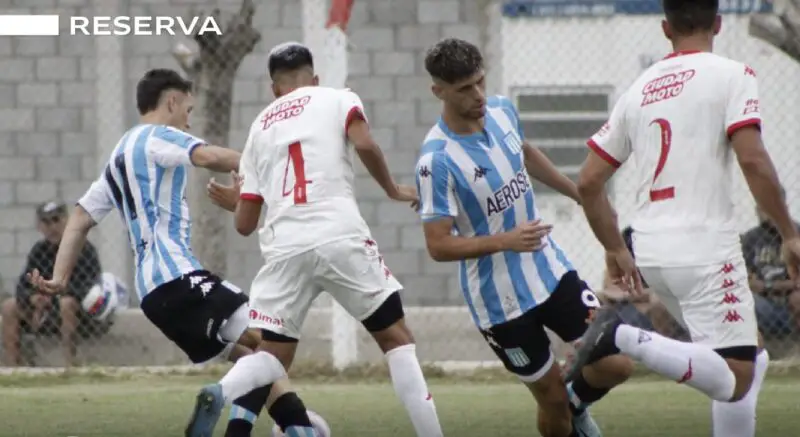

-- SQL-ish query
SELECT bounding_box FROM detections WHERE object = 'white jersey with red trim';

[239,86,373,262]
[587,51,762,267]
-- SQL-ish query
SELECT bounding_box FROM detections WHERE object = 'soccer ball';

[80,272,130,321]
[270,410,331,437]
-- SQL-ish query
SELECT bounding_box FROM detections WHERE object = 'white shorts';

[248,236,403,339]
[639,255,758,350]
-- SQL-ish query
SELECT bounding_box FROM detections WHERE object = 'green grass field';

[2,373,800,436]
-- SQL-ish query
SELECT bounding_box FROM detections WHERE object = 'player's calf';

[568,353,633,414]
[363,292,444,437]
[526,362,576,437]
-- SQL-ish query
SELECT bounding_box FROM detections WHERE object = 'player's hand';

[505,219,553,252]
[780,236,800,282]
[388,184,419,203]
[26,269,66,295]
[207,171,241,212]
[605,249,644,297]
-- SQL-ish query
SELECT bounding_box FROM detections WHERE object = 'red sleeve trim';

[240,193,264,203]
[344,106,366,132]
[726,118,761,138]
[587,139,622,168]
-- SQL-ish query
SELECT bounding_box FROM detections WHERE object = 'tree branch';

[750,13,800,60]
[194,8,223,55]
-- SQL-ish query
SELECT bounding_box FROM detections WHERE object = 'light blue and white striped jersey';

[77,124,204,302]
[414,96,574,329]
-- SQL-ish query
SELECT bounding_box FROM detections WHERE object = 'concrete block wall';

[0,0,487,307]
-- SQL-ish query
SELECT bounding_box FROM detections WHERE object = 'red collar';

[663,50,703,60]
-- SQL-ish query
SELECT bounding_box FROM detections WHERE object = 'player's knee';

[585,354,635,386]
[1,298,18,319]
[364,292,413,352]
[267,391,311,430]
[58,296,80,315]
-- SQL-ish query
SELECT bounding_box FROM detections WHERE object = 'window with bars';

[511,87,612,195]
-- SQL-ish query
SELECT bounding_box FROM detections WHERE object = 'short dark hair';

[268,42,314,78]
[424,38,484,84]
[135,69,193,115]
[663,0,718,35]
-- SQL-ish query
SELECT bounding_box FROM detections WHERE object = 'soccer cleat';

[564,307,623,382]
[572,409,603,437]
[185,383,225,437]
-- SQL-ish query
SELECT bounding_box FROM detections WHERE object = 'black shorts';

[140,270,248,364]
[479,271,601,380]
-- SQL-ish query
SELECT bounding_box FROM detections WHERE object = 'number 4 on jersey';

[282,141,312,204]
[649,118,675,202]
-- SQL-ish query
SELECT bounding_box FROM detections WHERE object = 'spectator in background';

[741,189,800,339]
[1,201,105,366]
[598,226,686,339]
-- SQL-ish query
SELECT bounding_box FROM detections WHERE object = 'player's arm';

[577,101,631,253]
[341,92,405,199]
[727,67,797,241]
[233,132,262,236]
[417,151,511,261]
[29,178,114,294]
[150,125,241,172]
[522,142,580,203]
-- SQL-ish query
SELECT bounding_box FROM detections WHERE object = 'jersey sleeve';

[586,95,631,168]
[415,151,458,222]
[725,64,762,138]
[239,129,263,203]
[149,125,207,168]
[77,176,115,224]
[340,90,368,133]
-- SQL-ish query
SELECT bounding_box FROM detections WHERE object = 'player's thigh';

[660,258,758,357]
[140,271,247,364]
[314,237,403,328]
[638,266,688,328]
[480,309,554,383]
[249,253,319,341]
[537,271,603,343]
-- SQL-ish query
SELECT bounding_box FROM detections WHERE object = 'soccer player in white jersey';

[414,38,634,437]
[571,1,800,436]
[197,42,445,437]
[26,69,317,437]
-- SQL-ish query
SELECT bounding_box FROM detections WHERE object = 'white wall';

[500,14,800,287]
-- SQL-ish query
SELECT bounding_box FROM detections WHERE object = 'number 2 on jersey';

[649,118,675,202]
[282,142,310,204]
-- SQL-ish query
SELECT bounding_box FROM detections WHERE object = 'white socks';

[711,349,770,437]
[614,324,736,401]
[385,344,443,437]
[219,351,287,402]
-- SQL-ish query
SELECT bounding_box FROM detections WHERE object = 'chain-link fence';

[1,0,799,370]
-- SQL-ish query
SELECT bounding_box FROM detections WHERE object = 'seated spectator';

[741,193,800,339]
[1,201,108,367]
[597,226,687,339]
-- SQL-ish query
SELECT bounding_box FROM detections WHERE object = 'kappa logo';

[721,279,735,289]
[418,165,431,178]
[473,166,490,181]
[723,310,743,323]
[720,263,734,274]
[720,291,741,305]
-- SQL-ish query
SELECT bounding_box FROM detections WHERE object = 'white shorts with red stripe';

[639,255,758,350]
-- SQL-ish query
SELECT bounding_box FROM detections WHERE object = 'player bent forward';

[27,68,314,437]
[415,38,634,437]
[570,1,800,436]
[195,42,444,437]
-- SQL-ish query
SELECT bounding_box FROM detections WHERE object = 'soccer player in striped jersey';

[27,69,316,437]
[415,38,634,437]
